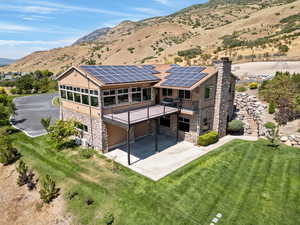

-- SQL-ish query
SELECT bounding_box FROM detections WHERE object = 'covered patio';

[103,104,180,165]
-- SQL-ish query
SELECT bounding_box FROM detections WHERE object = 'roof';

[57,64,218,89]
[79,65,160,85]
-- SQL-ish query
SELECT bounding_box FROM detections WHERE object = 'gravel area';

[13,93,59,137]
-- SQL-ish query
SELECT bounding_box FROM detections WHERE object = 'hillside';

[2,0,300,74]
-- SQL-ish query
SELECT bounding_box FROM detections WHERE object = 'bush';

[16,160,28,186]
[249,82,258,89]
[198,131,219,146]
[39,175,60,204]
[227,120,244,134]
[79,148,95,159]
[103,212,115,225]
[10,88,17,95]
[297,128,300,133]
[0,135,20,165]
[268,102,276,114]
[236,86,247,92]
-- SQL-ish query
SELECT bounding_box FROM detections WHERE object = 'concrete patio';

[105,134,258,181]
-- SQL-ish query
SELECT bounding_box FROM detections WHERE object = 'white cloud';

[0,4,58,14]
[133,7,163,15]
[153,0,171,6]
[0,23,34,32]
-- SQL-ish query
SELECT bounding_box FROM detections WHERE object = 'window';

[103,89,116,107]
[204,86,213,99]
[82,94,89,105]
[179,90,191,100]
[74,93,81,103]
[67,91,73,101]
[160,115,170,127]
[76,123,88,132]
[132,87,141,102]
[60,90,66,99]
[117,88,129,104]
[179,117,190,132]
[163,88,172,97]
[201,118,210,132]
[143,88,152,101]
[91,96,99,107]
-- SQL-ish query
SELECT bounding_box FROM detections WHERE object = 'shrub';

[79,148,95,159]
[39,175,60,204]
[10,88,17,95]
[249,82,258,89]
[16,160,28,186]
[264,122,280,148]
[268,102,276,114]
[297,128,300,133]
[41,117,51,132]
[198,131,219,146]
[103,212,115,225]
[227,120,244,134]
[0,135,20,165]
[236,86,247,92]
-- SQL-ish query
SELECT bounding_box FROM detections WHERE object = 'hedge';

[198,131,219,146]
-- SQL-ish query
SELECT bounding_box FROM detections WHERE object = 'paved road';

[13,93,59,137]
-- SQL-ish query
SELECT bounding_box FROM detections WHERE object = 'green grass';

[10,132,300,225]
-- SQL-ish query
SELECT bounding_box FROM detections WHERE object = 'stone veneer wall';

[61,107,103,150]
[213,58,232,137]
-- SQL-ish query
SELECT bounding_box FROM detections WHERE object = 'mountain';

[1,0,300,74]
[0,58,16,66]
[73,27,111,45]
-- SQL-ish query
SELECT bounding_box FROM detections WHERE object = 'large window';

[179,117,190,132]
[103,89,116,107]
[60,90,66,99]
[160,115,170,127]
[82,94,89,105]
[117,88,129,104]
[204,86,213,100]
[143,88,152,101]
[179,90,191,100]
[163,88,173,97]
[91,96,99,107]
[67,91,73,101]
[74,93,81,103]
[132,87,141,102]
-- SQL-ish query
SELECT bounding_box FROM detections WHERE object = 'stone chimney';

[212,57,232,137]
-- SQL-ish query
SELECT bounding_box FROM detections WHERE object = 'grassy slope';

[11,132,300,225]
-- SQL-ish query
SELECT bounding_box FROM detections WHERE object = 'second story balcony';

[161,97,199,112]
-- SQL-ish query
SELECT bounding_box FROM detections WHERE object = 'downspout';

[87,77,94,148]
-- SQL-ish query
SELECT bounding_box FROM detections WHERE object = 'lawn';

[10,131,300,225]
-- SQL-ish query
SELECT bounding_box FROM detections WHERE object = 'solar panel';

[161,72,208,88]
[80,65,160,84]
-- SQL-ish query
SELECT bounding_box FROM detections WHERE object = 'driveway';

[105,134,258,181]
[13,93,59,137]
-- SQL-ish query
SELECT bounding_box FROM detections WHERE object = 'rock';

[280,136,288,142]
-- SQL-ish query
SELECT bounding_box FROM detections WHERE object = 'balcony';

[161,98,199,112]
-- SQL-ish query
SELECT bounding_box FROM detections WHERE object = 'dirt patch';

[0,164,73,225]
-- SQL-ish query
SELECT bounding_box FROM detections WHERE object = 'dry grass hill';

[2,0,300,74]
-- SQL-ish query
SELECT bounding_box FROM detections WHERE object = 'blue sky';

[0,0,207,59]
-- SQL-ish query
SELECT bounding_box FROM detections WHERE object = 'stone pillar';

[212,57,232,137]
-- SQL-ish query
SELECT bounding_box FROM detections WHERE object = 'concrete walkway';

[105,135,258,181]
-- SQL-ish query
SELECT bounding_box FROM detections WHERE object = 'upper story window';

[59,85,99,107]
[132,87,142,103]
[204,86,214,100]
[143,88,152,101]
[162,88,173,97]
[102,87,151,107]
[179,90,191,100]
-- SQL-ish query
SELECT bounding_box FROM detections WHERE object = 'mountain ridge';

[1,0,300,74]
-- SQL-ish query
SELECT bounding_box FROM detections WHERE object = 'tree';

[39,175,60,203]
[264,122,280,148]
[16,160,28,186]
[48,120,79,149]
[278,45,289,53]
[41,117,52,132]
[0,135,20,165]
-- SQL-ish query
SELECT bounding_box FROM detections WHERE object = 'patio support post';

[155,118,159,152]
[127,126,131,165]
[176,112,179,142]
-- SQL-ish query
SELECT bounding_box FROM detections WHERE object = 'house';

[56,57,236,164]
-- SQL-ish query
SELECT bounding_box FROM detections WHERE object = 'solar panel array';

[161,66,208,88]
[80,65,160,84]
